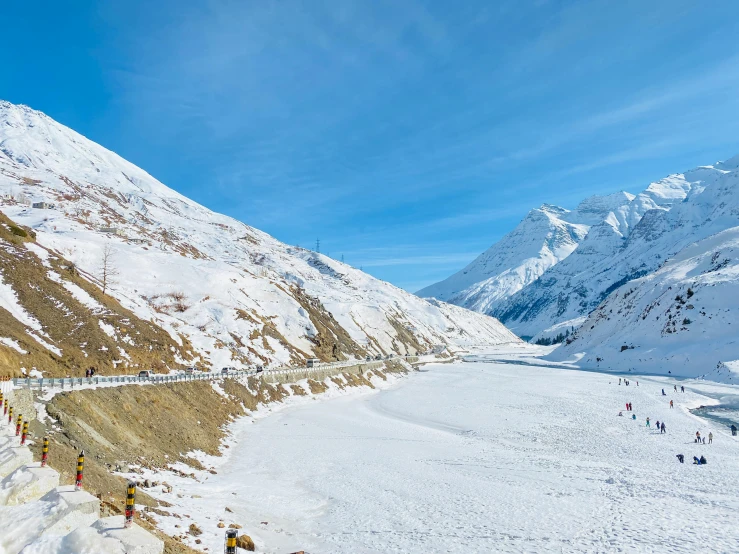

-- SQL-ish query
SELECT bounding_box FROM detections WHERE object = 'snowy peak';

[417,190,636,315]
[572,191,635,224]
[417,202,591,313]
[495,154,739,340]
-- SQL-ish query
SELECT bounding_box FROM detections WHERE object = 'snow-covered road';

[160,359,739,553]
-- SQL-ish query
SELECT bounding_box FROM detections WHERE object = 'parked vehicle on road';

[255,365,264,373]
[138,370,152,380]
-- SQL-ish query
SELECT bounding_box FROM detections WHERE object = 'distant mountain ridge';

[417,191,635,322]
[493,158,734,340]
[420,149,739,378]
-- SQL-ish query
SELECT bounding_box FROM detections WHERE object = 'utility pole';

[316,239,320,253]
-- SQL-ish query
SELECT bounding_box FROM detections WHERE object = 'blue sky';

[2,1,739,291]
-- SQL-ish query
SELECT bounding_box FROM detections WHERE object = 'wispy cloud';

[85,0,739,291]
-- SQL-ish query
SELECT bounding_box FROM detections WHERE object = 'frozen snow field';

[162,359,739,553]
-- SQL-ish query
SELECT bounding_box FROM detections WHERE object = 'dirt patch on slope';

[36,377,293,553]
[0,211,188,377]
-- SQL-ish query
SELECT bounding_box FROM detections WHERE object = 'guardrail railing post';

[225,529,238,554]
[75,450,84,491]
[125,481,136,528]
[21,420,28,445]
[41,436,49,466]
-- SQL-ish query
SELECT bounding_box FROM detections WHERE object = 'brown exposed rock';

[236,534,255,551]
[188,523,202,536]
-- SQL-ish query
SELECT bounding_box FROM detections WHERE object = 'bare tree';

[99,243,119,295]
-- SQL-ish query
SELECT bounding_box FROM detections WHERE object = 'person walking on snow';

[626,402,629,411]
[619,378,622,385]
[696,431,701,443]
[646,417,651,428]
[628,402,632,411]
[731,424,737,436]
[662,388,666,396]
[661,422,666,434]
[670,400,674,408]
[681,385,685,393]
[674,385,677,392]
[709,432,713,444]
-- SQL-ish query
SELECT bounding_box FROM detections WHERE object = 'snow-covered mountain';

[549,224,739,381]
[0,100,518,374]
[418,192,634,321]
[495,158,736,339]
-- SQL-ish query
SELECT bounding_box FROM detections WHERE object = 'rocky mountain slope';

[417,193,633,317]
[0,100,518,376]
[495,157,738,340]
[549,225,739,381]
[421,153,736,343]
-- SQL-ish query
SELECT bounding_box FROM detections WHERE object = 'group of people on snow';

[614,380,732,468]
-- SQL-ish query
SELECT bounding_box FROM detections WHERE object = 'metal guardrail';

[10,355,415,391]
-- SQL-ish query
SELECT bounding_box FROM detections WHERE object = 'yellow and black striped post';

[8,406,12,424]
[75,450,85,491]
[124,481,136,528]
[3,395,7,416]
[20,420,28,445]
[0,392,3,414]
[41,437,49,467]
[15,414,22,436]
[225,529,238,554]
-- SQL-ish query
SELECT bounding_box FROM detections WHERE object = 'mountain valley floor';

[148,347,739,553]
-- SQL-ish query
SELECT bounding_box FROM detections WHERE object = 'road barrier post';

[8,406,12,424]
[15,414,22,436]
[75,450,84,491]
[21,420,28,445]
[41,437,49,467]
[225,529,238,553]
[125,481,136,528]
